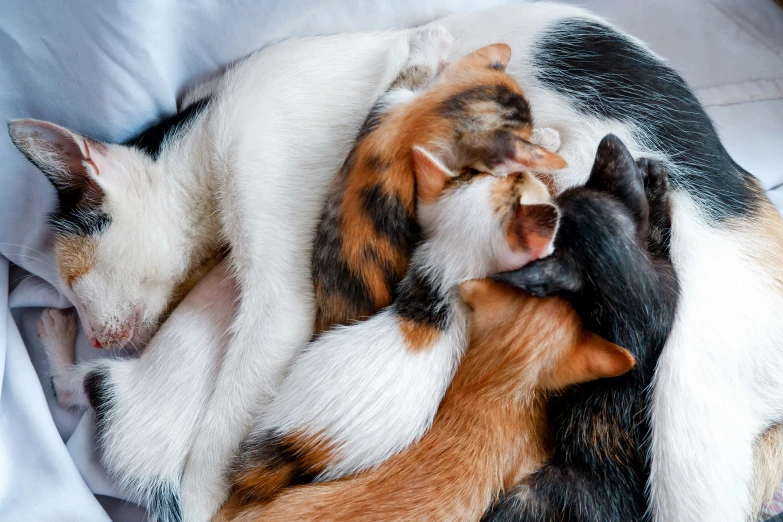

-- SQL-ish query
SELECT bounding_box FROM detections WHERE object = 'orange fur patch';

[399,318,441,351]
[54,235,96,287]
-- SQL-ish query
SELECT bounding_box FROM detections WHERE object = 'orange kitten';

[221,279,633,522]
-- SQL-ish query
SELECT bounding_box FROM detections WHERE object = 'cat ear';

[9,119,107,192]
[412,146,453,203]
[491,136,568,176]
[586,134,649,237]
[498,173,560,270]
[493,255,581,297]
[549,331,635,389]
[461,43,512,71]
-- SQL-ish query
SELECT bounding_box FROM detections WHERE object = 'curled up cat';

[17,27,565,522]
[220,133,675,522]
[225,40,567,509]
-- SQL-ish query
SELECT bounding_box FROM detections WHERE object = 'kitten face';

[413,146,559,277]
[10,120,192,348]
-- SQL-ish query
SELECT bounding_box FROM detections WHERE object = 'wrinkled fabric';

[1,0,781,520]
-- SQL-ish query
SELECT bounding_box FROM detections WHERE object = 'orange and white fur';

[226,148,561,507]
[221,280,634,522]
[14,4,783,521]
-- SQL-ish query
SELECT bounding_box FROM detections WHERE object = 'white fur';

[649,194,783,521]
[258,173,552,479]
[264,307,469,479]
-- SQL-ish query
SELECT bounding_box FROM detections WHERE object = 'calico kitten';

[224,141,562,510]
[311,39,565,334]
[219,279,634,522]
[484,134,679,522]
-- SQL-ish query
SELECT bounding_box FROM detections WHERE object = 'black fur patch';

[230,430,318,497]
[49,376,59,403]
[312,194,380,321]
[438,84,531,127]
[148,481,182,522]
[488,136,679,522]
[124,96,212,160]
[360,184,420,250]
[533,18,759,222]
[49,203,111,238]
[365,154,391,172]
[354,100,386,142]
[83,366,113,443]
[393,264,451,330]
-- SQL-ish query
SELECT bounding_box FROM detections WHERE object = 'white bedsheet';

[1,1,781,520]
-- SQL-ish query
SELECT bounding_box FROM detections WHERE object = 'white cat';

[14,3,783,522]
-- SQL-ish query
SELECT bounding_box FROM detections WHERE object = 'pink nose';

[89,338,103,349]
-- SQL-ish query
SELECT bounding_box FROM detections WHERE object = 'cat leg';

[177,27,454,522]
[382,24,453,107]
[38,308,93,408]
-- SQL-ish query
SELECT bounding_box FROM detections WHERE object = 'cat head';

[412,146,559,278]
[459,278,636,390]
[427,43,568,176]
[9,119,201,349]
[492,134,671,302]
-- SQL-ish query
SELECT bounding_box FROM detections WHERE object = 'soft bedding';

[1,0,781,520]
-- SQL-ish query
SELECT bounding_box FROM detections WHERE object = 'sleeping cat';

[311,40,564,334]
[24,28,565,522]
[483,134,679,521]
[226,39,566,507]
[221,135,673,522]
[224,147,561,511]
[16,4,783,520]
[220,282,633,522]
[17,26,461,522]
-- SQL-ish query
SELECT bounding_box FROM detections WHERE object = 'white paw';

[38,308,80,407]
[38,308,78,355]
[407,24,454,72]
[530,127,562,153]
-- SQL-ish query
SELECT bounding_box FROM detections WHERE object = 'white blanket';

[1,0,782,520]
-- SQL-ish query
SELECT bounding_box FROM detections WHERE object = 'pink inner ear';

[11,119,95,180]
[503,203,560,268]
[412,146,453,202]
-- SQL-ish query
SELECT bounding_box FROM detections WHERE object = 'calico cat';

[483,134,679,521]
[219,279,634,522]
[223,142,562,511]
[311,39,565,334]
[224,37,566,508]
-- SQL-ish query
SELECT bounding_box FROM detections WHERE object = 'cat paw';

[38,308,78,356]
[529,127,562,153]
[637,157,669,191]
[38,308,80,407]
[407,24,454,73]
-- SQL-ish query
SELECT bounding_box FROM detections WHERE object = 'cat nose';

[95,322,135,349]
